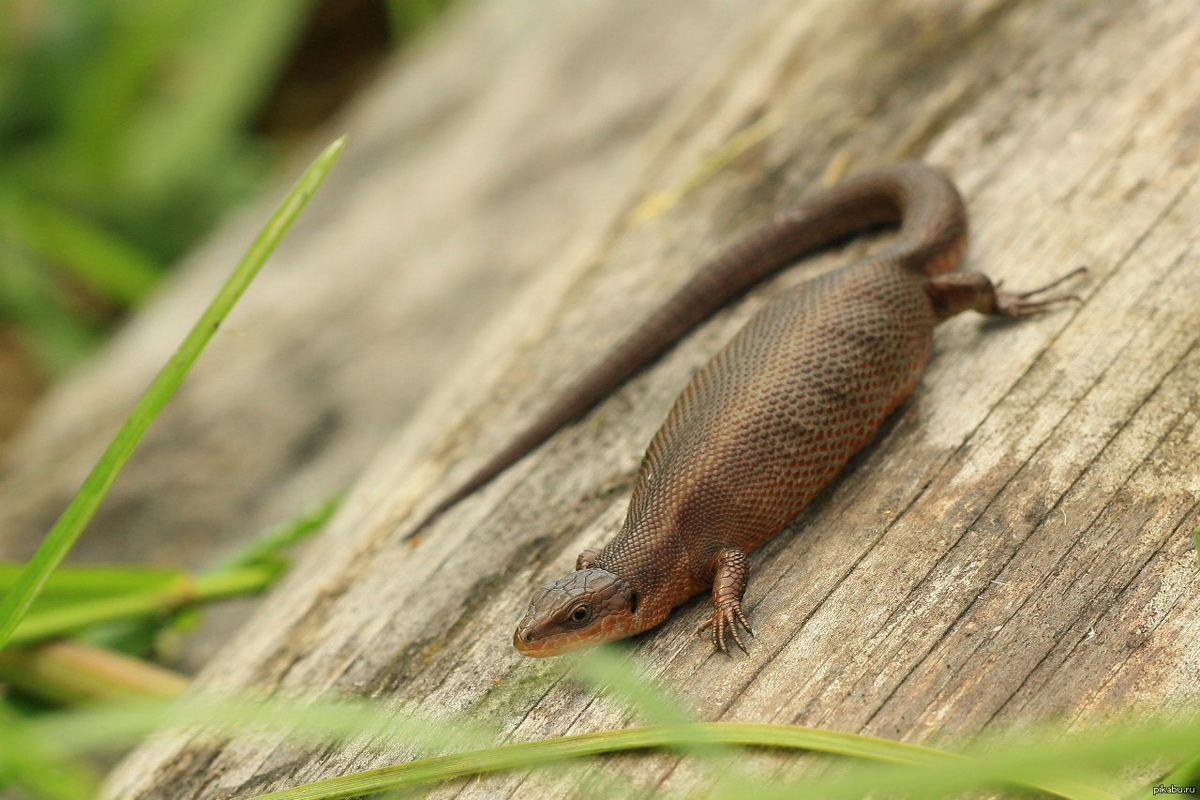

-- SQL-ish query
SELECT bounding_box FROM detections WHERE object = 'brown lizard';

[509,162,1083,656]
[407,162,1082,656]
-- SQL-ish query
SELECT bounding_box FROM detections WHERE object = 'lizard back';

[595,258,937,608]
[408,163,964,541]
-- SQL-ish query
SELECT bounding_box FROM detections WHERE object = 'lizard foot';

[698,547,753,654]
[696,601,754,654]
[995,266,1088,317]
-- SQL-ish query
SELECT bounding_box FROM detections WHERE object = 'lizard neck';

[596,525,709,632]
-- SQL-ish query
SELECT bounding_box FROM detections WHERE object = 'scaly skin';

[507,162,1083,657]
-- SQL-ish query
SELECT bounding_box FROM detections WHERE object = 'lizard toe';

[700,603,751,655]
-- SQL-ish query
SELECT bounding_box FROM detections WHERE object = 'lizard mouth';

[513,611,639,656]
[512,627,567,657]
[512,626,610,657]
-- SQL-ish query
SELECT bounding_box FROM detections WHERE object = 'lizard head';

[513,567,639,657]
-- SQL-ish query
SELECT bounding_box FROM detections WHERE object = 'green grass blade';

[0,496,340,704]
[0,563,185,602]
[246,721,1118,800]
[85,493,343,654]
[18,195,162,305]
[124,0,316,196]
[8,565,272,645]
[217,491,345,572]
[0,701,98,800]
[0,135,346,652]
[572,645,748,791]
[0,221,102,373]
[10,693,1193,799]
[24,694,497,759]
[62,0,201,181]
[384,0,454,41]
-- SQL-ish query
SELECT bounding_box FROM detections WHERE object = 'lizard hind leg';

[696,548,754,654]
[926,266,1087,321]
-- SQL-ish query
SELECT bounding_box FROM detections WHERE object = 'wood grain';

[53,0,1200,795]
[0,0,747,667]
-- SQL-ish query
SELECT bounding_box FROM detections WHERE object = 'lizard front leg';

[576,548,602,570]
[697,548,754,654]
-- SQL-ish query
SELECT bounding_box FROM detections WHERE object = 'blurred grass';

[0,4,1194,798]
[0,135,345,798]
[1,658,1194,799]
[0,493,341,705]
[0,490,342,652]
[0,640,189,705]
[0,0,314,374]
[0,0,453,379]
[0,134,345,654]
[385,0,456,40]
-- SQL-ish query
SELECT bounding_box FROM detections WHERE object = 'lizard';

[508,162,1084,656]
[404,161,1082,657]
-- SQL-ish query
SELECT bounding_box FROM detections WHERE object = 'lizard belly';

[602,259,935,583]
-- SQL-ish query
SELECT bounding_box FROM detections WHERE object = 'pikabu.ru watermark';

[1152,785,1196,795]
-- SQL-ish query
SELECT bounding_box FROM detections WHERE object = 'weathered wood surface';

[0,1,745,665]
[43,0,1200,795]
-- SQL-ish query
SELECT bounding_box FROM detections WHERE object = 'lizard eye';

[566,603,592,626]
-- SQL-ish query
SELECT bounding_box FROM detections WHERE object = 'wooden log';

[0,0,745,666]
[53,0,1200,795]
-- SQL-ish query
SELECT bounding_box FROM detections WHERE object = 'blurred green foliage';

[385,0,455,39]
[0,0,326,373]
[0,0,454,378]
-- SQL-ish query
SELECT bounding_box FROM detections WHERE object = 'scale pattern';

[498,163,1072,655]
[595,258,935,615]
[406,162,964,542]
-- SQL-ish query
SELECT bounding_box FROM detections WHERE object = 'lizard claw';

[995,266,1088,317]
[696,602,754,655]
